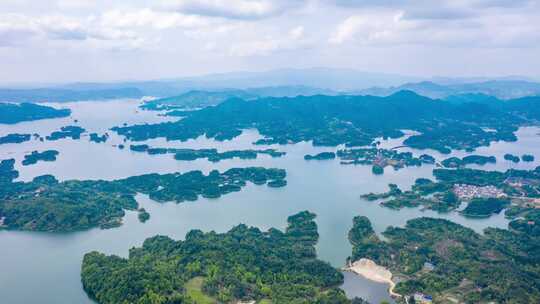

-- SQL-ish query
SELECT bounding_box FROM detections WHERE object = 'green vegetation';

[0,163,286,232]
[129,145,286,162]
[337,148,432,172]
[0,159,19,182]
[362,182,459,213]
[0,102,70,124]
[81,211,352,304]
[304,152,336,160]
[22,150,59,166]
[0,133,31,145]
[137,208,150,223]
[441,155,496,168]
[348,215,540,303]
[372,165,384,175]
[504,153,520,163]
[267,179,287,188]
[113,92,536,153]
[185,277,216,304]
[46,126,86,140]
[363,166,540,215]
[461,197,510,218]
[522,154,535,162]
[0,173,137,232]
[89,133,108,143]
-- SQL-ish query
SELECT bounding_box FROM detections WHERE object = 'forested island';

[304,152,336,160]
[0,161,286,232]
[89,133,109,143]
[0,133,31,145]
[348,215,540,303]
[440,155,496,168]
[0,102,70,124]
[504,153,520,163]
[337,148,434,172]
[522,154,535,162]
[129,144,285,162]
[362,166,540,217]
[81,211,361,304]
[112,92,540,154]
[22,150,59,166]
[46,126,86,140]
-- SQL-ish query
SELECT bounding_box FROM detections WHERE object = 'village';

[452,184,506,200]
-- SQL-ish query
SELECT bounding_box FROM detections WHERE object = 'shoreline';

[344,258,401,298]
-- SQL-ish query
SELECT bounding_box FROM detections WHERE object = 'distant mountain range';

[0,68,538,103]
[0,87,143,103]
[356,80,540,100]
[144,86,338,110]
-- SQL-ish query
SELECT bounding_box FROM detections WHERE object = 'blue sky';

[1,0,539,83]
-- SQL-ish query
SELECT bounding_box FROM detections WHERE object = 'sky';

[1,0,540,84]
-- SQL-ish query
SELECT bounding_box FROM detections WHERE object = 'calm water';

[1,99,537,304]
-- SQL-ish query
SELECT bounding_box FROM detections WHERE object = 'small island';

[21,150,59,166]
[441,155,496,168]
[89,133,109,143]
[129,144,286,162]
[81,211,358,304]
[46,126,86,141]
[137,208,150,223]
[304,152,336,160]
[504,153,520,163]
[0,133,31,145]
[522,154,535,162]
[337,148,434,173]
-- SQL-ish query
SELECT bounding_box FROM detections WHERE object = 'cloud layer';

[0,0,539,83]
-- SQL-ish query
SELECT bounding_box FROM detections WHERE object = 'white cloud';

[0,13,141,45]
[328,6,540,48]
[0,14,39,46]
[0,8,227,49]
[100,9,214,30]
[229,25,307,56]
[329,12,408,45]
[162,0,304,20]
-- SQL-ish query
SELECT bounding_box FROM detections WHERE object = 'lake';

[1,99,537,304]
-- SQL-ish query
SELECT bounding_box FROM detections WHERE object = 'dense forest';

[89,133,109,143]
[0,161,287,232]
[46,125,86,140]
[81,211,359,304]
[348,215,540,303]
[0,102,70,124]
[440,155,496,168]
[0,133,31,145]
[337,148,434,172]
[22,150,60,166]
[113,92,540,153]
[129,145,285,162]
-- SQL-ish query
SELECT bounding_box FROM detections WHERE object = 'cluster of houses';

[452,184,506,200]
[404,292,433,304]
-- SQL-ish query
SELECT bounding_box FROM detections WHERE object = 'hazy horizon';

[1,0,540,84]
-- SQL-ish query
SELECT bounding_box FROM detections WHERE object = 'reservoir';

[1,99,536,304]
